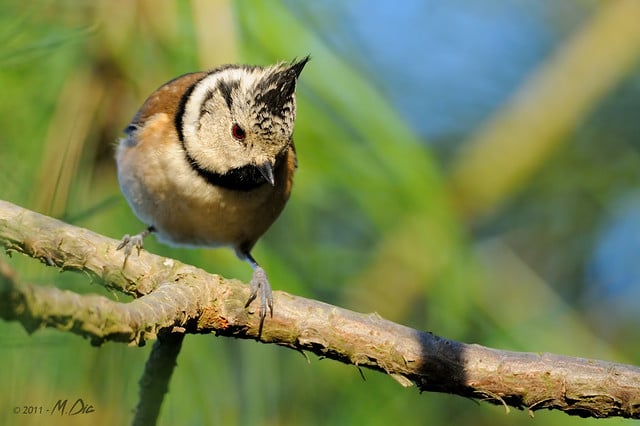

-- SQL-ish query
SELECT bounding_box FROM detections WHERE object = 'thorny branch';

[1,199,639,419]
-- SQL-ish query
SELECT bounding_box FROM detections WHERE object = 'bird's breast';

[117,126,296,250]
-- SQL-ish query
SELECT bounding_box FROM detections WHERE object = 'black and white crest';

[176,57,309,191]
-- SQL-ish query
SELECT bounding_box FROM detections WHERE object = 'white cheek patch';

[179,64,298,175]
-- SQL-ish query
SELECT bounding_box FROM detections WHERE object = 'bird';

[115,57,309,333]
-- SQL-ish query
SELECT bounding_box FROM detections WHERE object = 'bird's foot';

[245,265,274,334]
[116,226,153,259]
[116,233,145,257]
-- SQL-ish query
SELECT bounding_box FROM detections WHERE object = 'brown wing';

[128,72,209,131]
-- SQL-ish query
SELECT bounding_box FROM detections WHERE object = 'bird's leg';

[240,251,274,335]
[117,225,155,257]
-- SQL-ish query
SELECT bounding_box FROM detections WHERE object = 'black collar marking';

[174,70,293,192]
[174,76,266,191]
[184,151,270,192]
[174,79,201,144]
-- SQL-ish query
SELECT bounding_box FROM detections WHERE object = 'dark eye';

[231,123,246,140]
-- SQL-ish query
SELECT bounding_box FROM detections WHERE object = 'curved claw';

[116,226,154,261]
[245,265,273,334]
[116,233,145,257]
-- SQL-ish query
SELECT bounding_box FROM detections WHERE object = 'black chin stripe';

[185,152,268,192]
[176,77,266,191]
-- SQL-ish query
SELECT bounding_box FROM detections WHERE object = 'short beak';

[258,161,275,186]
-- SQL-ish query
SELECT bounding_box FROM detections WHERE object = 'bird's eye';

[231,123,246,140]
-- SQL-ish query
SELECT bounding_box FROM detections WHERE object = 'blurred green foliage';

[1,1,639,425]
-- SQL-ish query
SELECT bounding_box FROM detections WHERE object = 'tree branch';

[133,330,185,426]
[1,199,639,419]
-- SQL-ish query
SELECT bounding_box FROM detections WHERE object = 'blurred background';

[1,0,639,425]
